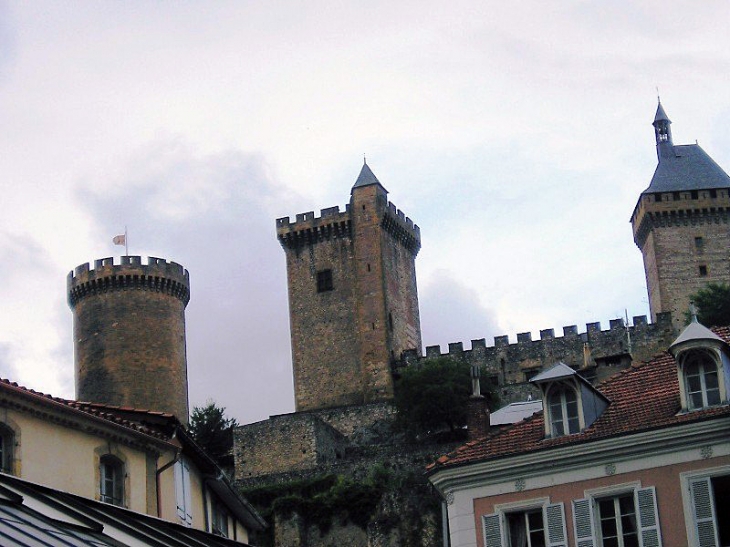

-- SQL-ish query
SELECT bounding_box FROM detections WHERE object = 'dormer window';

[669,319,729,412]
[683,350,721,409]
[530,362,609,439]
[547,384,580,436]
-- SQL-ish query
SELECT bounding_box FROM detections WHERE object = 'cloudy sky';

[1,1,729,425]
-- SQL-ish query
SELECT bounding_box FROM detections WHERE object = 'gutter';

[154,429,181,518]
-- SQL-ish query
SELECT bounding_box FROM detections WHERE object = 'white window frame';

[483,497,567,547]
[573,483,662,547]
[675,346,727,412]
[211,495,230,538]
[99,454,125,507]
[680,464,730,547]
[544,381,583,438]
[174,458,193,527]
[682,351,721,409]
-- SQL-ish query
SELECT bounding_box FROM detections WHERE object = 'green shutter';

[546,503,567,547]
[483,513,503,547]
[690,477,718,547]
[572,498,596,547]
[636,487,662,547]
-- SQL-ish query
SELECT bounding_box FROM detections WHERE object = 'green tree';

[394,357,498,438]
[188,401,238,466]
[689,282,730,327]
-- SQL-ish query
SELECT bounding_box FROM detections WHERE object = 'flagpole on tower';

[112,228,129,256]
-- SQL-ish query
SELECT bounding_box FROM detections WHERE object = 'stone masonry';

[277,162,421,411]
[67,256,191,425]
[401,313,676,404]
[632,189,730,329]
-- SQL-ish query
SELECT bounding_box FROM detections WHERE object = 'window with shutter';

[483,513,503,547]
[575,487,663,547]
[545,503,567,547]
[484,501,566,547]
[174,459,193,527]
[99,455,124,506]
[572,498,596,547]
[690,477,719,547]
[636,487,661,547]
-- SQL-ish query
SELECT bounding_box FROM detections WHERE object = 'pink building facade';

[429,324,730,547]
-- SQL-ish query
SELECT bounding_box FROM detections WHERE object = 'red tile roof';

[428,326,730,471]
[0,378,175,441]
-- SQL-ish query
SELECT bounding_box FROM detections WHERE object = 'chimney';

[467,364,490,439]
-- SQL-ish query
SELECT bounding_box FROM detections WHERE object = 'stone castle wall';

[401,312,676,404]
[235,402,395,481]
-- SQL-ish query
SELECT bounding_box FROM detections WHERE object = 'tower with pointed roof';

[276,162,422,411]
[632,101,730,330]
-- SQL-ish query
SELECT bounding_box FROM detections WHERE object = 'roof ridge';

[0,378,170,441]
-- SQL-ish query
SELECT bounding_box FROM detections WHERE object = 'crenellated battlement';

[276,205,353,249]
[67,256,190,307]
[399,312,676,404]
[632,189,730,248]
[411,312,671,359]
[382,201,421,254]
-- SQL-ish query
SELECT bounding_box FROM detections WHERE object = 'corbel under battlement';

[276,205,353,249]
[67,256,190,307]
[382,201,421,254]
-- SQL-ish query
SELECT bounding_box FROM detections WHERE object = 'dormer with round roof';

[670,317,730,412]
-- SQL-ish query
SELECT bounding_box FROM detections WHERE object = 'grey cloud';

[419,269,500,352]
[76,144,297,424]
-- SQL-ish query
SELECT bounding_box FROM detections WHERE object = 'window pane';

[687,375,702,392]
[690,392,704,408]
[601,518,617,538]
[527,510,543,531]
[529,530,546,547]
[704,369,719,389]
[707,388,721,406]
[599,499,615,517]
[100,456,123,506]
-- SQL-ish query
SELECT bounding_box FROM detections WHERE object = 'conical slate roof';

[641,144,730,194]
[530,362,578,383]
[670,319,725,355]
[352,161,386,191]
[654,101,671,123]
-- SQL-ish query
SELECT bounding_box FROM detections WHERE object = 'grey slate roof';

[352,162,387,191]
[0,473,251,547]
[489,399,543,426]
[642,144,730,194]
[529,362,578,383]
[670,319,726,355]
[654,102,670,123]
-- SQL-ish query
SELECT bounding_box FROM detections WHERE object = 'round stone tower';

[67,256,191,424]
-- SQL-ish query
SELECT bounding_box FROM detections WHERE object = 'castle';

[41,101,730,546]
[233,102,730,498]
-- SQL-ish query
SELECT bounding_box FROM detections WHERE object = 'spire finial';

[363,154,367,165]
[656,86,660,104]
